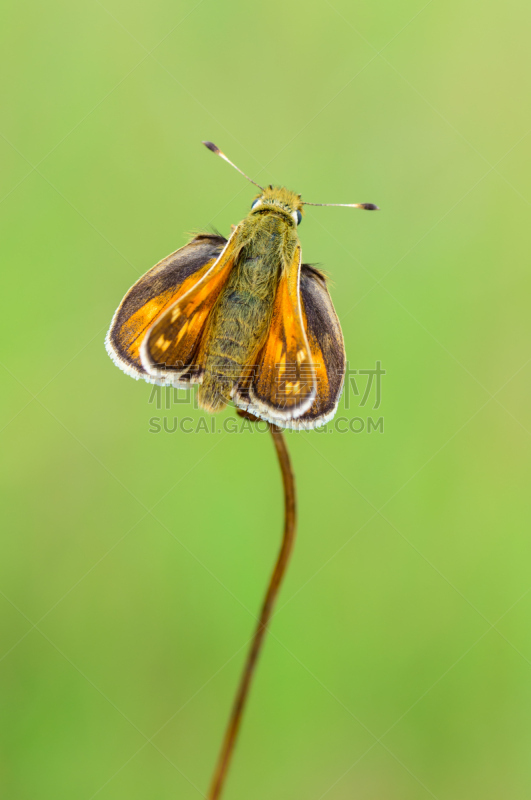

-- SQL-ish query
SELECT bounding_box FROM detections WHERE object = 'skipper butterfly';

[106,142,378,429]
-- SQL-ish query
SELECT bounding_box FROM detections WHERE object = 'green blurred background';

[2,0,531,798]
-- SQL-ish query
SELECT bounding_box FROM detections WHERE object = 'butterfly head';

[250,186,304,226]
[202,140,379,218]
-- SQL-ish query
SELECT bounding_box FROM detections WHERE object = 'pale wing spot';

[297,349,306,363]
[171,307,181,323]
[285,381,301,395]
[176,322,189,343]
[155,335,171,353]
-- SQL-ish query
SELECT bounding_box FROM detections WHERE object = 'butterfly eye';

[292,210,302,225]
[251,198,262,210]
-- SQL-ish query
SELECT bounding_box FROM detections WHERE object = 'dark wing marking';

[294,264,345,427]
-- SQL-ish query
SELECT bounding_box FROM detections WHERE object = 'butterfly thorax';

[198,211,299,412]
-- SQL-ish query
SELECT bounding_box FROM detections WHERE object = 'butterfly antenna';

[202,141,264,191]
[303,201,379,210]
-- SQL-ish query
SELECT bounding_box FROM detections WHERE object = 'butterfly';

[106,142,378,429]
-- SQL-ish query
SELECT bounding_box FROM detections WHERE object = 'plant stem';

[207,423,297,800]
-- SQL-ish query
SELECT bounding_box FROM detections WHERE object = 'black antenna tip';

[361,203,379,211]
[202,141,220,154]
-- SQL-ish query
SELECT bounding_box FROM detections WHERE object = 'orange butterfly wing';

[106,234,227,383]
[140,229,241,385]
[242,245,316,421]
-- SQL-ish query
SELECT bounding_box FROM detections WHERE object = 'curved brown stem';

[207,423,297,800]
